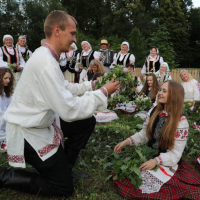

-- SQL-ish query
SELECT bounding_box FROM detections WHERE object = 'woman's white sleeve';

[127,112,151,146]
[155,116,189,166]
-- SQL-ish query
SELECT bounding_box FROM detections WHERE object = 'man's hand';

[103,79,120,95]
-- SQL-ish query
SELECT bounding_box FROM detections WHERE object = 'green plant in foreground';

[104,145,158,188]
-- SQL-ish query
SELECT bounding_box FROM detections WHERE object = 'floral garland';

[95,64,137,109]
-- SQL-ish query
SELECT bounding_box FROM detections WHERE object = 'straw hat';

[100,39,109,45]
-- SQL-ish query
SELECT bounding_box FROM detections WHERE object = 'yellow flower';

[188,102,193,106]
[196,111,199,113]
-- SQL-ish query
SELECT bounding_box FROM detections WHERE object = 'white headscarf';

[160,62,170,73]
[18,35,26,42]
[70,42,78,51]
[3,34,14,45]
[81,41,92,52]
[155,62,170,80]
[121,41,130,52]
[149,47,159,57]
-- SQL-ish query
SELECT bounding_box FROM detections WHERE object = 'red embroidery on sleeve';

[129,137,134,145]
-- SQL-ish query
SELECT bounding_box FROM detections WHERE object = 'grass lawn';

[0,109,199,200]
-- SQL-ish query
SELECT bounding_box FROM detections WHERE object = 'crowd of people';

[0,10,200,199]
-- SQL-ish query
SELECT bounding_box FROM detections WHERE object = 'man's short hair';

[44,10,76,38]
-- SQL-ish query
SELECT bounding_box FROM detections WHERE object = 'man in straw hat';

[1,10,120,197]
[98,39,115,73]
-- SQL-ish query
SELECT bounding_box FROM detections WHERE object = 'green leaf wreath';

[95,64,138,109]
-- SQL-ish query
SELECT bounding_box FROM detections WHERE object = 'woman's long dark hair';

[0,67,14,97]
[140,73,159,101]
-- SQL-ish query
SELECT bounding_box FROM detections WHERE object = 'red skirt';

[112,160,200,199]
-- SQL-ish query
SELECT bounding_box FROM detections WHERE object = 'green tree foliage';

[22,0,64,51]
[157,0,191,67]
[189,8,200,68]
[61,0,107,39]
[0,0,25,44]
[148,25,177,69]
[128,27,148,68]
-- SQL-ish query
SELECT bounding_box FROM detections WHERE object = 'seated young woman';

[0,67,14,150]
[139,73,159,103]
[180,69,200,102]
[113,80,200,199]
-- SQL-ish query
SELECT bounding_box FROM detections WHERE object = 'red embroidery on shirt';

[179,116,187,122]
[174,129,188,140]
[129,137,134,145]
[42,42,59,61]
[193,123,200,130]
[38,123,63,157]
[91,81,95,90]
[52,121,64,148]
[100,87,108,97]
[7,155,24,163]
[174,131,181,138]
[184,130,188,136]
[157,156,162,165]
[159,166,172,178]
[159,113,167,118]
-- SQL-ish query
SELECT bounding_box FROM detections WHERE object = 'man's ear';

[53,25,60,36]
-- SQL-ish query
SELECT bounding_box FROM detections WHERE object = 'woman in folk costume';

[180,69,200,102]
[59,43,78,83]
[16,35,32,62]
[141,46,164,76]
[75,41,99,83]
[111,41,135,68]
[0,68,14,150]
[114,80,200,199]
[0,35,25,85]
[155,62,172,86]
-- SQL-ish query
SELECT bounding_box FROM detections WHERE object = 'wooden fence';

[134,68,200,83]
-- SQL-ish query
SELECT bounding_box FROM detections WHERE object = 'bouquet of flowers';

[8,63,17,72]
[59,56,77,64]
[95,64,137,109]
[134,94,152,111]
